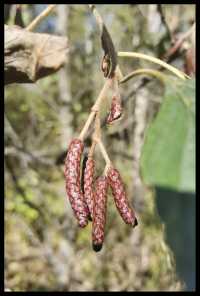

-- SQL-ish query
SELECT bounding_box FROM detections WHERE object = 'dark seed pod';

[81,155,92,221]
[92,176,108,252]
[81,155,88,195]
[84,157,95,219]
[106,94,122,124]
[64,139,89,228]
[107,167,138,227]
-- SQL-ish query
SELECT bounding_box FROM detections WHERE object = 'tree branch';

[157,4,173,42]
[4,25,69,84]
[162,23,195,61]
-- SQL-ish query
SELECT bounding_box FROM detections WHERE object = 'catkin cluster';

[64,139,138,252]
[64,76,137,252]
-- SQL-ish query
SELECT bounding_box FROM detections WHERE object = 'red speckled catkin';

[64,139,89,228]
[84,158,95,219]
[92,176,108,252]
[107,167,138,227]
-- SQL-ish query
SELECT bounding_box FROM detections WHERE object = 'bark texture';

[4,25,69,84]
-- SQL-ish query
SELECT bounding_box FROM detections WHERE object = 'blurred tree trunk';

[54,5,74,289]
[132,87,149,208]
[56,5,73,150]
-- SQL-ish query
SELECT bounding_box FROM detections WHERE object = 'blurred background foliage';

[4,4,195,291]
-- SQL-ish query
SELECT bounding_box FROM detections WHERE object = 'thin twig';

[98,140,111,166]
[88,113,101,158]
[163,22,196,61]
[118,51,189,80]
[78,79,112,141]
[93,112,101,141]
[157,4,173,42]
[26,5,56,31]
[119,68,166,85]
[115,65,124,81]
[88,5,103,31]
[88,141,96,158]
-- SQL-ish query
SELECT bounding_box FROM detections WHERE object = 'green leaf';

[140,78,195,193]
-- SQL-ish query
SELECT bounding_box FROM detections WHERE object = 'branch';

[119,68,166,85]
[26,5,56,31]
[78,78,112,141]
[4,25,69,84]
[118,51,189,80]
[162,22,196,61]
[157,4,173,42]
[98,140,112,167]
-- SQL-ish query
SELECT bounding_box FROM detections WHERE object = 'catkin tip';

[93,243,103,252]
[88,214,92,222]
[78,220,88,228]
[133,217,138,228]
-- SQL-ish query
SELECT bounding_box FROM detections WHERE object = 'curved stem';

[118,51,189,80]
[98,140,111,166]
[119,68,166,85]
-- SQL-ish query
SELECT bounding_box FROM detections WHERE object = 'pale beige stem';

[92,79,113,112]
[89,113,101,158]
[88,5,103,31]
[98,140,111,166]
[78,79,112,141]
[115,65,124,82]
[93,112,101,140]
[103,163,111,176]
[119,68,166,85]
[118,51,189,80]
[88,141,96,158]
[26,5,56,31]
[78,112,95,141]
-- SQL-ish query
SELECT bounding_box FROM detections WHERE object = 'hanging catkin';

[92,176,108,252]
[108,167,138,227]
[64,139,89,228]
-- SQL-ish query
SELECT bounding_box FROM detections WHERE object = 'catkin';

[92,176,108,252]
[64,139,89,228]
[107,167,138,227]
